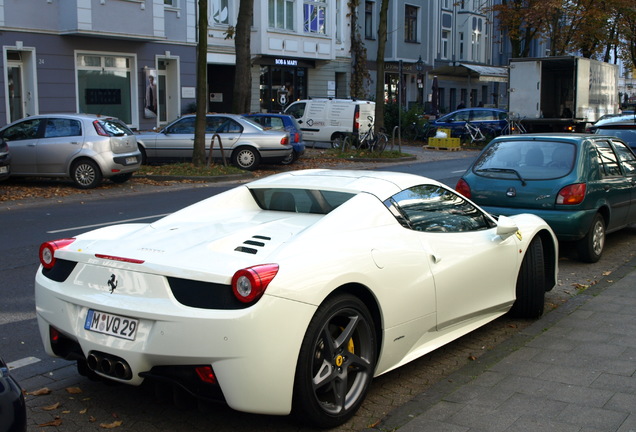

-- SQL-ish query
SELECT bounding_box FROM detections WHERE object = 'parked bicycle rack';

[208,133,228,167]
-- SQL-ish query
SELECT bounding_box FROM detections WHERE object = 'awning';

[429,63,508,83]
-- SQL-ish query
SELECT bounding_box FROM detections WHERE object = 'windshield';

[473,140,576,180]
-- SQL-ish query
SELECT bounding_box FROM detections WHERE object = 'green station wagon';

[456,133,636,262]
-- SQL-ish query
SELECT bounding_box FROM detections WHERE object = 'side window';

[168,117,196,134]
[45,119,82,138]
[217,119,243,133]
[2,119,41,141]
[206,116,225,132]
[286,103,306,119]
[593,140,621,177]
[611,140,636,175]
[270,117,285,129]
[385,185,493,232]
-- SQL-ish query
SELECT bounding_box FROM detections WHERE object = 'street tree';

[374,0,389,133]
[231,0,254,113]
[193,0,209,166]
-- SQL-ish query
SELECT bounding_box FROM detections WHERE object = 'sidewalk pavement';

[369,256,636,432]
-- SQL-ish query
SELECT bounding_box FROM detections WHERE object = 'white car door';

[388,184,519,330]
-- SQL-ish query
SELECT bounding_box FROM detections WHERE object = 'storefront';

[256,57,313,113]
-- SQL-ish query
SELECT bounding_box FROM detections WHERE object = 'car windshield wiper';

[476,168,526,186]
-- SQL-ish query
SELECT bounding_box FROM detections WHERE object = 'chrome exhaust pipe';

[86,353,101,371]
[114,361,132,380]
[100,357,114,375]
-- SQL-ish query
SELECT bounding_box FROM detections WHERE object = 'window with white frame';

[441,30,450,59]
[442,0,450,9]
[472,17,483,61]
[269,0,295,30]
[404,4,418,43]
[304,0,326,34]
[211,0,229,25]
[365,1,375,39]
[76,53,134,125]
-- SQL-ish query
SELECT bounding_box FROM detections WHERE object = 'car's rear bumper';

[35,265,313,415]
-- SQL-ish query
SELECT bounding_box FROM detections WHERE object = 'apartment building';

[0,0,352,130]
[2,0,532,130]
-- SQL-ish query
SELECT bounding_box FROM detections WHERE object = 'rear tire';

[375,133,388,153]
[293,294,376,428]
[509,236,545,318]
[577,213,605,263]
[331,134,345,149]
[71,159,102,189]
[231,146,260,170]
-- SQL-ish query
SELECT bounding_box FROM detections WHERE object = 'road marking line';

[7,356,41,370]
[47,214,170,234]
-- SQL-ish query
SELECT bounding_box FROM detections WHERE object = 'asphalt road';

[2,147,635,431]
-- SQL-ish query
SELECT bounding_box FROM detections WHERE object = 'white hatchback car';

[0,114,142,188]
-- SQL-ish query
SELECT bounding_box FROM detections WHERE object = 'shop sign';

[275,58,298,66]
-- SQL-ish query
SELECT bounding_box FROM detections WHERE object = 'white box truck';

[508,56,619,132]
[284,99,376,148]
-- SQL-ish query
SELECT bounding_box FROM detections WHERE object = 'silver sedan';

[136,114,293,170]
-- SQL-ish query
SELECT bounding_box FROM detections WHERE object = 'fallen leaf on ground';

[99,420,123,429]
[41,402,61,411]
[79,408,88,414]
[28,387,52,396]
[65,387,82,394]
[38,418,63,427]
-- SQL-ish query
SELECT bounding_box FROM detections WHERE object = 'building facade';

[3,0,552,130]
[1,0,198,131]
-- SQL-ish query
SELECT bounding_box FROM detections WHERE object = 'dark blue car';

[244,113,306,165]
[431,108,508,138]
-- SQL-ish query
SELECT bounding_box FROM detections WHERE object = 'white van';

[284,99,376,147]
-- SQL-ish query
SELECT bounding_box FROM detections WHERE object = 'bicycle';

[462,122,493,144]
[501,114,526,135]
[354,116,389,153]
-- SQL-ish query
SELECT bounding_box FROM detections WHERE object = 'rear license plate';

[0,166,7,174]
[84,309,139,341]
[125,157,137,165]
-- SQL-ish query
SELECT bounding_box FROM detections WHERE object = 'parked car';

[431,108,508,137]
[591,115,636,150]
[0,138,10,181]
[0,356,27,432]
[456,133,636,262]
[135,114,292,170]
[35,169,557,428]
[0,114,141,189]
[243,113,306,165]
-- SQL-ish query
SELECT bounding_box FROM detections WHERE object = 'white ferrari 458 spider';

[35,169,558,428]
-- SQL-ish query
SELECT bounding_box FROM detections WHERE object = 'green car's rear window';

[473,140,576,180]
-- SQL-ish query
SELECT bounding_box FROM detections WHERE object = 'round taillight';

[231,264,279,304]
[39,239,76,269]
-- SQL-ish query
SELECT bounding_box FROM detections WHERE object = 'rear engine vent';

[234,235,272,254]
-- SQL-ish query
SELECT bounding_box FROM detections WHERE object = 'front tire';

[577,213,605,263]
[331,134,345,149]
[509,236,545,318]
[71,159,102,189]
[231,146,260,170]
[293,294,376,428]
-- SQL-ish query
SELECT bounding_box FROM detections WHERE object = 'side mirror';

[496,215,519,239]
